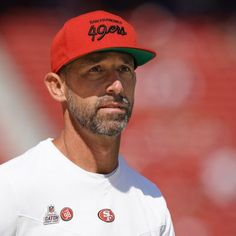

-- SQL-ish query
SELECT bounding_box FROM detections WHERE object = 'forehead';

[74,51,135,66]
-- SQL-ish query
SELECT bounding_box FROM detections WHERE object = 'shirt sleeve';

[162,207,175,236]
[0,169,18,236]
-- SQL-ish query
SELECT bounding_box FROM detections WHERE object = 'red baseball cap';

[51,10,156,73]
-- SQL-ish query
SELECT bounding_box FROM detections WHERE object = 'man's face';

[62,51,136,136]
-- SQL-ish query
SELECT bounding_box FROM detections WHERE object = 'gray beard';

[67,91,133,136]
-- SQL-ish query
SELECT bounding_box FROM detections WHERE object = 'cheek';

[67,89,98,111]
[125,80,136,100]
[66,77,104,99]
[71,85,102,98]
[80,96,99,112]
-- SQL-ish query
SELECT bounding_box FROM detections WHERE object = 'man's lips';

[98,102,128,110]
[98,102,129,113]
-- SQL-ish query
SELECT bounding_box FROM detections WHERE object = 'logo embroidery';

[98,209,115,223]
[60,207,73,221]
[88,24,127,41]
[43,205,60,225]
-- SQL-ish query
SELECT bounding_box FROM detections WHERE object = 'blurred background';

[0,0,236,235]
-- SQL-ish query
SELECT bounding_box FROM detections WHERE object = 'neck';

[53,114,121,174]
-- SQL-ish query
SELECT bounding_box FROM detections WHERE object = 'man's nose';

[106,73,124,96]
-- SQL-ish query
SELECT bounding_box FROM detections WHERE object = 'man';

[0,10,175,235]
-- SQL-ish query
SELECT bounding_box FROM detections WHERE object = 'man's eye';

[119,65,132,73]
[89,66,103,72]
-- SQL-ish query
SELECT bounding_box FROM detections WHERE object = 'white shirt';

[0,139,175,236]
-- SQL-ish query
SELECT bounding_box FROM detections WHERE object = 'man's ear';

[44,72,66,102]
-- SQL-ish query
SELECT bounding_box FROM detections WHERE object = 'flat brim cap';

[51,10,156,73]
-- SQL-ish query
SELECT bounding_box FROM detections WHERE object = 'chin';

[91,120,128,136]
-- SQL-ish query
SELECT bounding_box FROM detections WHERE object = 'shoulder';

[0,140,51,235]
[119,157,165,203]
[0,138,53,210]
[0,139,51,179]
[119,158,175,232]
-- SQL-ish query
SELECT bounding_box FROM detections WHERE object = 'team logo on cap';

[88,23,127,41]
[60,207,73,221]
[43,205,60,225]
[98,209,115,223]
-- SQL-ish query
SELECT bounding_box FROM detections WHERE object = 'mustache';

[96,95,131,109]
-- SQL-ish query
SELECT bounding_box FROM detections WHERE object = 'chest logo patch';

[60,207,73,221]
[98,209,115,223]
[43,205,60,225]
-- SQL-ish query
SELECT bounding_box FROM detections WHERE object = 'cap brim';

[95,47,156,66]
[55,47,156,73]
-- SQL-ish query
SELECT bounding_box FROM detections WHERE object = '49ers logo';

[88,24,127,41]
[98,209,115,223]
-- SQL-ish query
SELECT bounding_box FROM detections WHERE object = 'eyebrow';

[123,58,134,67]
